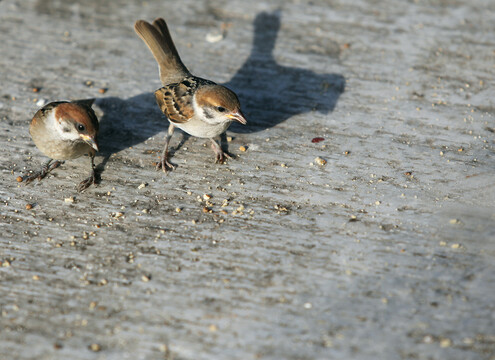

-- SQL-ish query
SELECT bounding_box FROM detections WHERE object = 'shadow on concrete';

[226,11,345,133]
[94,10,345,173]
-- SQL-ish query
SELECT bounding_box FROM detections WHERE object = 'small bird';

[134,18,247,171]
[22,100,99,192]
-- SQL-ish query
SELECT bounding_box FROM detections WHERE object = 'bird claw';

[23,160,63,185]
[23,172,44,184]
[77,173,96,192]
[215,151,233,164]
[155,157,175,173]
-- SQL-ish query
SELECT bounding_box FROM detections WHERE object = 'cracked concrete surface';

[0,0,494,359]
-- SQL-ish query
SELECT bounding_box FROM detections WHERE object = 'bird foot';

[77,170,97,192]
[214,150,233,164]
[155,156,176,173]
[23,160,63,184]
[211,141,233,164]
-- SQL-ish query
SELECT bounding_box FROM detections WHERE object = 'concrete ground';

[1,0,494,359]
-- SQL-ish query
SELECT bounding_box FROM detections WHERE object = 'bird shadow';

[94,10,344,174]
[225,10,345,134]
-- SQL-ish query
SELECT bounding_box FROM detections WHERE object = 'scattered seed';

[226,136,233,142]
[32,87,40,93]
[239,145,247,152]
[98,88,107,94]
[138,183,147,190]
[440,338,452,348]
[311,137,325,143]
[203,193,212,200]
[16,176,23,183]
[206,32,224,43]
[141,275,151,282]
[32,275,40,280]
[175,207,182,213]
[89,343,101,352]
[64,197,75,203]
[25,204,33,210]
[314,157,326,166]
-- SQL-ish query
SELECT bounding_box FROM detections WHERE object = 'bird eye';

[216,106,226,113]
[77,123,86,132]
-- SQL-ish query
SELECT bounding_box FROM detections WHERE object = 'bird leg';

[211,138,232,164]
[77,155,97,192]
[156,123,176,172]
[23,159,63,184]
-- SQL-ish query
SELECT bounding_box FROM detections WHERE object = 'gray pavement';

[1,0,494,359]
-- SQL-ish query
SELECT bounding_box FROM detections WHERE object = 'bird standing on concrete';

[22,100,99,192]
[134,18,247,172]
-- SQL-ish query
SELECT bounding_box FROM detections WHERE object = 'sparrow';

[21,100,99,192]
[134,18,247,172]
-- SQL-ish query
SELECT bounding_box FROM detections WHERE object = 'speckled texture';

[1,0,494,359]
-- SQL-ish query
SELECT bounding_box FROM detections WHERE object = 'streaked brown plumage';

[134,18,247,171]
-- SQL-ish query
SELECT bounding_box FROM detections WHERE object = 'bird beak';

[227,110,247,125]
[80,134,99,152]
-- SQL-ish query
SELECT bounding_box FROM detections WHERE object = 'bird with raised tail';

[22,100,99,192]
[134,18,247,172]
